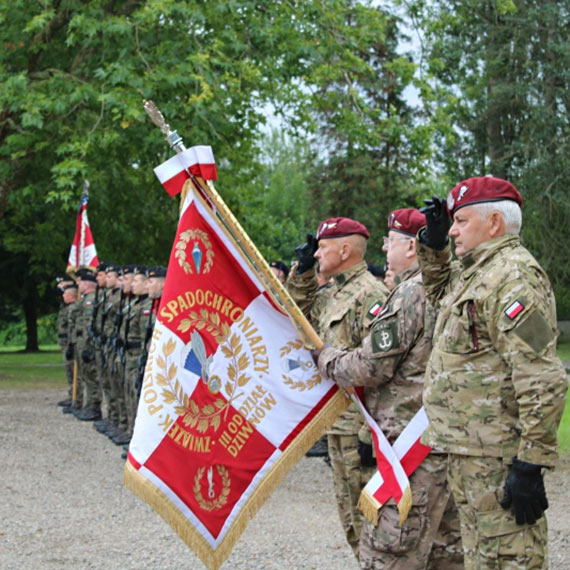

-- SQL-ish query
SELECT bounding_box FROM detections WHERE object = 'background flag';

[125,180,346,570]
[154,145,218,197]
[66,193,99,274]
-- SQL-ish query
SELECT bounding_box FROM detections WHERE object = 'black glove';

[358,440,376,467]
[81,349,93,363]
[65,345,74,360]
[294,233,318,274]
[500,457,548,525]
[419,195,450,250]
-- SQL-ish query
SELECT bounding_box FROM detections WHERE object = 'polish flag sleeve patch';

[368,302,383,318]
[505,300,525,320]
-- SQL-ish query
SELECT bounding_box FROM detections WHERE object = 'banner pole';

[186,176,322,350]
[71,359,78,403]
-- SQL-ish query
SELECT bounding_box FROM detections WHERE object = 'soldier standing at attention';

[418,176,568,569]
[56,276,76,408]
[123,266,150,440]
[313,209,463,569]
[288,217,390,558]
[94,263,122,437]
[73,269,102,421]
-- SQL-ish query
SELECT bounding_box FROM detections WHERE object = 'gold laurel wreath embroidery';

[155,337,225,432]
[175,229,214,275]
[193,465,231,511]
[176,309,251,427]
[282,372,322,391]
[279,339,304,358]
[280,340,322,391]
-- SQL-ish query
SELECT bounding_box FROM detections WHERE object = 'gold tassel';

[397,484,413,526]
[358,488,382,526]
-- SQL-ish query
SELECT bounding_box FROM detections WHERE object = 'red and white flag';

[154,145,218,197]
[67,195,99,273]
[125,181,345,569]
[352,395,431,525]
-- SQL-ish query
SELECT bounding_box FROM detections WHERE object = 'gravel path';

[1,388,568,569]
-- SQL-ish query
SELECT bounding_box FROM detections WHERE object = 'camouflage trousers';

[97,348,118,424]
[447,454,548,569]
[77,341,101,409]
[62,349,74,398]
[107,352,128,430]
[328,433,376,558]
[360,453,463,569]
[124,349,141,437]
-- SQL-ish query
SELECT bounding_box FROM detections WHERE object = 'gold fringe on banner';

[124,389,349,570]
[125,177,350,569]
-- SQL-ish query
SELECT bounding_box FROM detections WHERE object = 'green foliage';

[401,0,570,316]
[0,311,58,346]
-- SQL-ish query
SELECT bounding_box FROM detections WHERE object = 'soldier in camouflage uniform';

[91,262,108,413]
[418,177,568,569]
[288,217,390,558]
[109,265,136,445]
[63,285,82,414]
[123,266,151,438]
[94,263,123,436]
[314,209,463,569]
[56,276,76,407]
[73,269,102,421]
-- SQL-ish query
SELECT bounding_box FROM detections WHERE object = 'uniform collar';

[394,263,420,287]
[332,260,368,288]
[460,234,520,273]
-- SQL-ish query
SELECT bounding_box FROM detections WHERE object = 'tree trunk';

[23,280,39,352]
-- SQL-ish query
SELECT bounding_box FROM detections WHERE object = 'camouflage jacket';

[318,265,436,443]
[288,260,390,435]
[67,301,80,345]
[102,288,121,347]
[417,234,568,467]
[125,295,152,356]
[57,303,71,349]
[75,291,96,350]
[92,286,107,342]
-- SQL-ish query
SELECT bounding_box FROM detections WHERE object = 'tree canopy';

[1,0,569,349]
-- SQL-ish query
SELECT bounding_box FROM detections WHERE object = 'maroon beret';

[446,176,523,216]
[387,208,426,237]
[316,217,370,240]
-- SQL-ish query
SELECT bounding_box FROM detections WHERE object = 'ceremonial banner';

[124,180,347,569]
[67,193,99,274]
[154,145,218,197]
[355,397,432,526]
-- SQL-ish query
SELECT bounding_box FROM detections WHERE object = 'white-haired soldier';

[418,176,568,569]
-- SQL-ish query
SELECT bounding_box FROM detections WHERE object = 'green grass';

[0,346,67,390]
[557,341,570,361]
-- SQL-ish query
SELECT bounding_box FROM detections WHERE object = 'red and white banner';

[154,145,218,197]
[124,182,345,569]
[352,396,431,525]
[67,195,99,273]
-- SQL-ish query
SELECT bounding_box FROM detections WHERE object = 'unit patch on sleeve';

[504,300,524,320]
[371,321,399,353]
